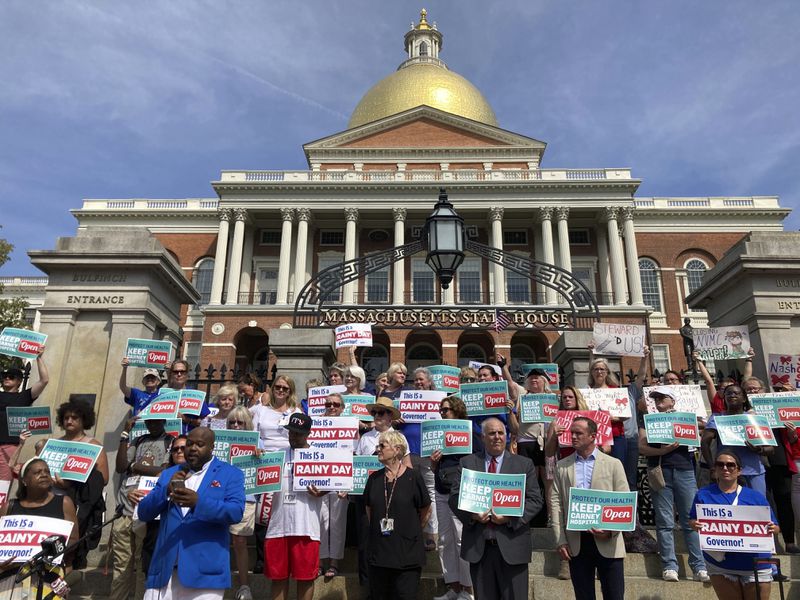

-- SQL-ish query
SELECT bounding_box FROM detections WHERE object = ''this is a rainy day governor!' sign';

[566,488,638,531]
[695,504,775,554]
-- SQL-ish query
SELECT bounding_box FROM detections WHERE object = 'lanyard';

[383,466,402,517]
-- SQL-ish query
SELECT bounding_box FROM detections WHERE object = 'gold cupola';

[348,9,498,129]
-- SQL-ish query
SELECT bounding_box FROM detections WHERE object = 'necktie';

[488,456,497,473]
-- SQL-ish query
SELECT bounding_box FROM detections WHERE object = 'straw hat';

[365,396,400,420]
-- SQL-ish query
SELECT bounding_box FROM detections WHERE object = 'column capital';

[392,207,407,222]
[603,206,619,222]
[231,208,248,223]
[296,208,312,222]
[489,207,504,222]
[344,207,359,223]
[620,206,635,222]
[217,208,233,222]
[555,206,570,222]
[280,207,295,222]
[537,206,553,223]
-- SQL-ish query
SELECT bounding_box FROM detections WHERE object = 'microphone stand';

[14,504,126,600]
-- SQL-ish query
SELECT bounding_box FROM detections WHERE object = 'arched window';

[457,343,486,367]
[193,258,214,305]
[510,343,536,382]
[638,258,663,312]
[419,41,428,56]
[406,343,440,372]
[360,345,389,384]
[686,259,708,294]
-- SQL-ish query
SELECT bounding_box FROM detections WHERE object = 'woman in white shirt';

[250,375,301,452]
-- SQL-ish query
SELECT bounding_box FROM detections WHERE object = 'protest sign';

[566,487,637,531]
[643,385,707,418]
[428,365,461,392]
[750,392,800,428]
[0,481,9,506]
[136,476,159,495]
[713,414,777,447]
[468,361,501,377]
[581,388,631,418]
[341,395,374,422]
[693,326,751,361]
[6,406,52,436]
[556,410,613,447]
[307,385,347,417]
[768,354,800,389]
[396,390,447,422]
[0,328,47,360]
[232,451,285,495]
[334,323,373,349]
[212,430,259,462]
[521,363,559,391]
[591,323,645,357]
[457,468,526,517]
[130,418,182,442]
[177,390,206,416]
[696,504,775,554]
[39,439,102,483]
[124,338,174,368]
[351,456,382,495]
[0,515,75,563]
[460,381,509,416]
[292,448,353,492]
[420,419,473,457]
[308,416,359,451]
[137,395,180,420]
[643,412,700,447]
[519,394,559,423]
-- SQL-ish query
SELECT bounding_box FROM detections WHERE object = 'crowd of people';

[0,343,793,600]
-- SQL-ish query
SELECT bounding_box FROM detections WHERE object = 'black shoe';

[774,573,789,583]
[253,561,263,574]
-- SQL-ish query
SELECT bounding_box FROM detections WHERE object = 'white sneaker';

[235,585,253,600]
[694,570,710,583]
[432,590,458,600]
[456,592,475,600]
[663,569,679,582]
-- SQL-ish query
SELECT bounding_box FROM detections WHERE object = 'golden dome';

[348,62,498,129]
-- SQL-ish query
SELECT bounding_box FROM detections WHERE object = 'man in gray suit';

[448,417,541,599]
[551,416,627,600]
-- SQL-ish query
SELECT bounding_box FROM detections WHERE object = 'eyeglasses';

[324,402,342,408]
[273,385,290,392]
[171,446,186,454]
[714,461,739,470]
[227,420,246,426]
[370,410,389,417]
[461,377,476,383]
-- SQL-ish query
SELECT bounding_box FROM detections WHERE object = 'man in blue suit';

[139,426,245,600]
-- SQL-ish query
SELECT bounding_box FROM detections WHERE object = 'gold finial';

[417,8,430,30]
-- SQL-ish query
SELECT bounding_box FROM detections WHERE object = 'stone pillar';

[239,224,254,299]
[556,207,572,273]
[596,226,612,305]
[539,207,557,305]
[293,208,311,301]
[621,207,644,306]
[605,207,629,306]
[551,331,594,387]
[225,208,248,305]
[269,328,336,398]
[393,208,407,305]
[490,207,506,305]
[209,208,231,305]
[343,208,359,304]
[276,208,295,306]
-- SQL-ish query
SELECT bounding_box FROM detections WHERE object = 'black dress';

[7,495,66,519]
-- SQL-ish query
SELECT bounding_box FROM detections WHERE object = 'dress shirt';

[485,451,505,473]
[180,458,212,516]
[575,446,599,489]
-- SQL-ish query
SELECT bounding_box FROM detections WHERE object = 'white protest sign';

[592,322,646,357]
[292,447,354,492]
[308,416,359,451]
[696,504,775,554]
[306,385,347,417]
[468,361,502,377]
[643,385,707,418]
[580,388,632,418]
[334,324,373,349]
[768,354,800,389]
[397,390,447,422]
[0,515,74,563]
[693,326,751,361]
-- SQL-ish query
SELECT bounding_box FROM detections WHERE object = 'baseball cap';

[526,367,548,379]
[1,368,23,380]
[284,412,312,434]
[142,369,160,380]
[648,385,677,399]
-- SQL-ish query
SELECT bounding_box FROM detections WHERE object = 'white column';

[275,208,295,306]
[605,207,629,306]
[293,208,311,301]
[443,283,455,305]
[238,224,254,297]
[392,208,406,305]
[621,207,644,306]
[539,207,557,305]
[596,226,612,305]
[490,207,506,305]
[343,208,359,304]
[556,207,572,273]
[209,208,231,305]
[225,209,247,305]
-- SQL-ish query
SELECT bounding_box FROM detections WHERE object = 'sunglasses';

[273,385,290,392]
[171,370,187,375]
[227,420,246,426]
[1,374,17,379]
[370,409,389,417]
[440,407,452,413]
[171,446,186,454]
[714,461,739,470]
[461,377,476,383]
[325,402,342,408]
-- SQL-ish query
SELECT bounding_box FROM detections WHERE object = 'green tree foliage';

[0,231,30,371]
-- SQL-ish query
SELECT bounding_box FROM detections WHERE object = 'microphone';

[14,535,67,583]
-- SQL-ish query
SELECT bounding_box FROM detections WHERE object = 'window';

[320,230,344,246]
[568,229,590,245]
[457,257,481,303]
[366,267,389,303]
[318,254,344,303]
[406,343,440,371]
[419,41,428,56]
[183,342,201,371]
[503,230,528,246]
[412,259,435,303]
[652,344,671,376]
[506,269,530,304]
[256,265,278,305]
[571,265,596,302]
[638,258,663,312]
[458,343,486,367]
[686,259,708,294]
[510,343,536,382]
[259,231,281,245]
[193,258,214,305]
[360,345,388,383]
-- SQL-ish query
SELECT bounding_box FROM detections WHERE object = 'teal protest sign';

[6,406,52,436]
[750,392,800,428]
[643,412,700,447]
[39,439,102,483]
[459,381,509,417]
[125,338,174,368]
[351,455,382,495]
[457,468,526,517]
[420,419,472,457]
[137,395,180,420]
[212,430,259,462]
[341,395,374,422]
[178,390,206,417]
[130,419,182,442]
[521,363,559,391]
[714,414,777,447]
[519,394,559,423]
[232,451,285,495]
[0,328,47,360]
[428,365,461,392]
[566,487,638,531]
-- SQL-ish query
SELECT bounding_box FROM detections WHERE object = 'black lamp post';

[424,188,465,289]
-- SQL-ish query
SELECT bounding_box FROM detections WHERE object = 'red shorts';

[265,536,320,581]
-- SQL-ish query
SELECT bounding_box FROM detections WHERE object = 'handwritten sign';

[0,481,9,506]
[212,430,259,462]
[352,456,382,495]
[643,412,700,447]
[592,322,645,357]
[334,323,373,349]
[292,448,353,492]
[307,385,347,417]
[0,328,47,360]
[428,365,461,392]
[0,515,74,563]
[396,390,447,422]
[519,393,559,423]
[459,381,509,417]
[693,326,751,361]
[6,406,52,436]
[749,392,800,428]
[420,419,473,457]
[713,414,777,447]
[521,363,559,391]
[232,451,285,495]
[580,388,631,418]
[137,396,180,420]
[341,395,374,422]
[566,487,637,531]
[39,439,102,483]
[768,354,800,389]
[308,416,359,451]
[556,410,613,447]
[643,385,707,418]
[125,338,174,368]
[457,468,526,517]
[696,504,775,554]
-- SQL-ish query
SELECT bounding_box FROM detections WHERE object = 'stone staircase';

[64,528,800,599]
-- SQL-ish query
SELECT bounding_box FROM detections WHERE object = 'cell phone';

[171,480,186,491]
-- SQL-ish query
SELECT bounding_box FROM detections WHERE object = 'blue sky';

[1,1,798,275]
